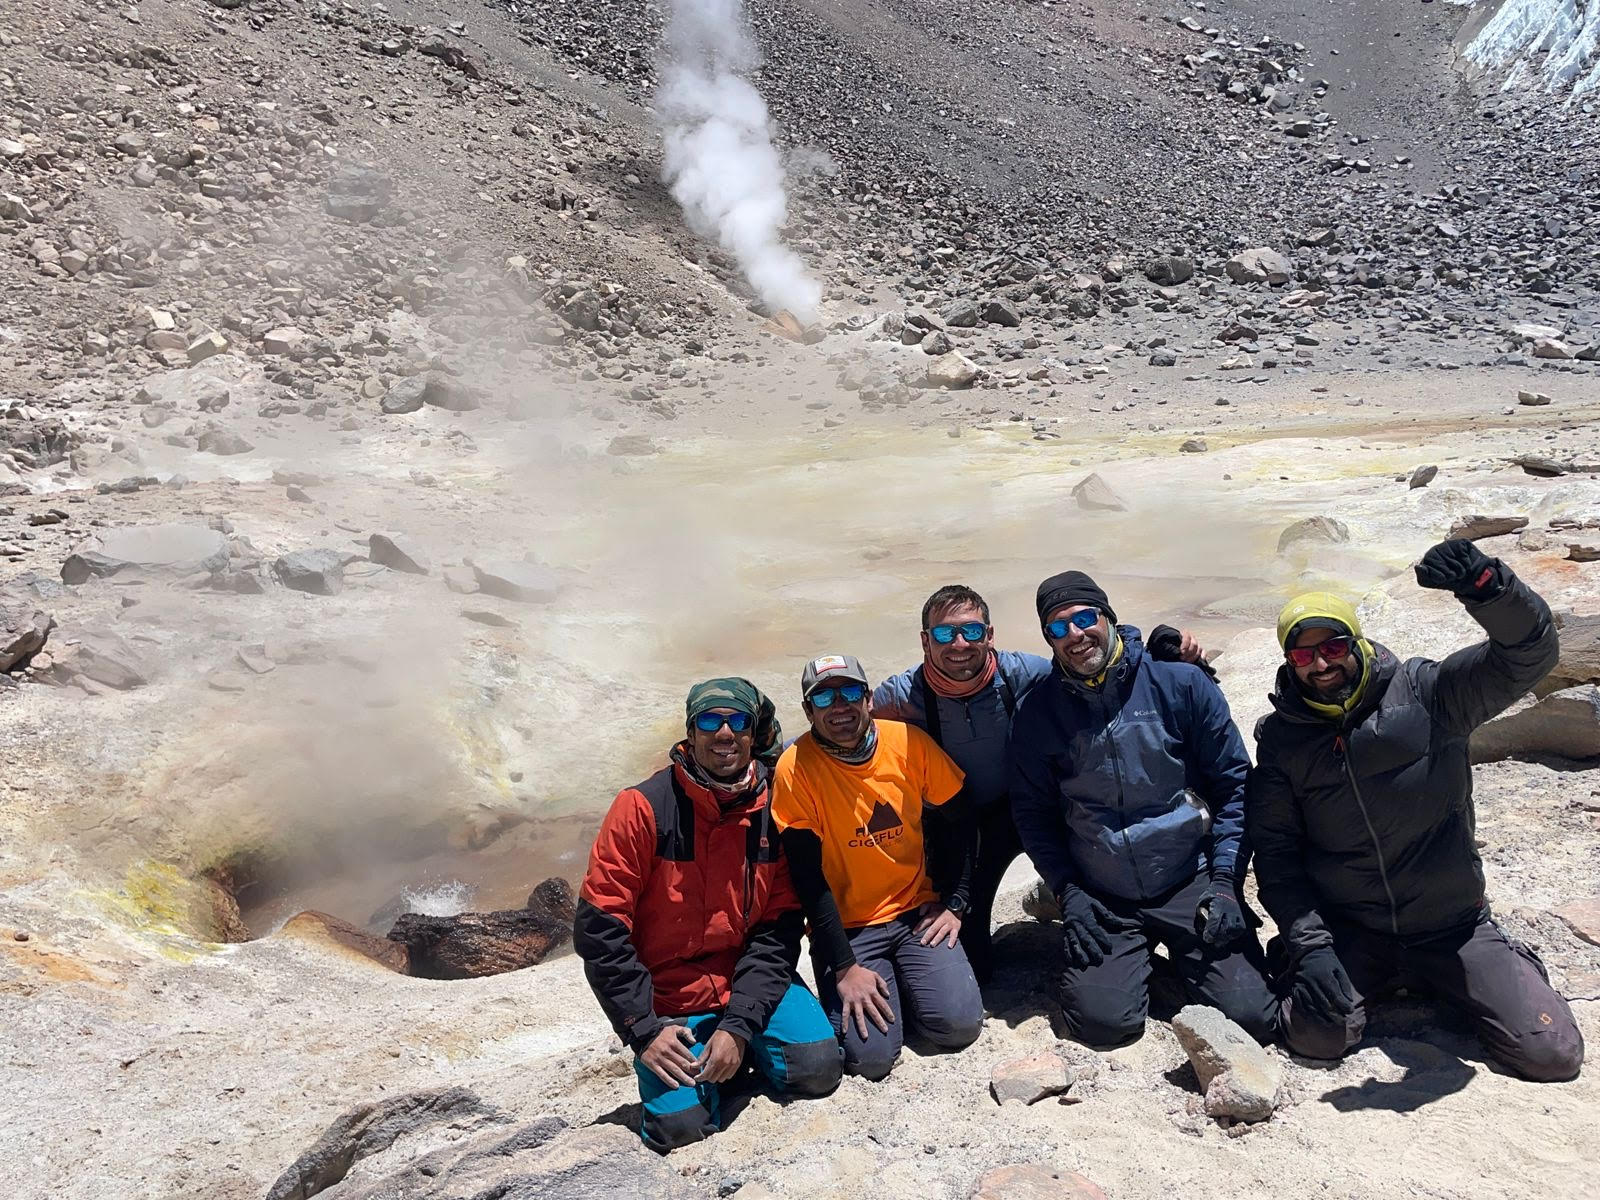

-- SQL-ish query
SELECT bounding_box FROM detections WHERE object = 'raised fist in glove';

[1057,884,1116,971]
[1196,883,1247,948]
[1290,946,1357,1025]
[1415,538,1502,600]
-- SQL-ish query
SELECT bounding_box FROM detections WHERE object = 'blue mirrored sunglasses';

[693,711,753,733]
[808,683,866,709]
[928,621,988,645]
[1044,609,1100,639]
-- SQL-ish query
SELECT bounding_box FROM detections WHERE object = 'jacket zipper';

[1102,688,1148,896]
[1338,735,1399,935]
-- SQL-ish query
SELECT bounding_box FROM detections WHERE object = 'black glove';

[1148,624,1219,682]
[1058,884,1116,971]
[1197,884,1247,948]
[1415,539,1503,600]
[1290,946,1357,1024]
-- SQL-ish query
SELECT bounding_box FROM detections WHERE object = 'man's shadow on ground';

[983,918,1480,1114]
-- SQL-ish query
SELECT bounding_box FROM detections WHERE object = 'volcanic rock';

[925,351,979,389]
[380,378,427,415]
[1144,256,1194,286]
[1555,898,1600,948]
[1072,473,1127,512]
[983,298,1022,327]
[971,1166,1108,1200]
[197,427,254,456]
[943,298,980,327]
[990,1053,1076,1105]
[1448,514,1528,541]
[278,911,411,973]
[1171,1004,1282,1123]
[369,533,430,575]
[1277,515,1349,553]
[388,897,573,979]
[1471,687,1600,763]
[1225,248,1293,286]
[470,560,560,603]
[273,549,354,596]
[265,1087,507,1200]
[1,602,54,671]
[50,630,149,690]
[1409,465,1438,489]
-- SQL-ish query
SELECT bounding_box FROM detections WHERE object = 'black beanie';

[1036,570,1117,625]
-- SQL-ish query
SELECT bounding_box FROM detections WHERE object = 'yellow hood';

[1276,592,1374,720]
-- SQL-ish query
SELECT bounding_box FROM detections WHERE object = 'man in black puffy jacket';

[1248,539,1584,1082]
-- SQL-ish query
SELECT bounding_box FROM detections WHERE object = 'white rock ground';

[2,386,1598,1200]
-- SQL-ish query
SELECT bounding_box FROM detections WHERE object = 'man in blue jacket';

[875,584,1210,985]
[1010,570,1275,1048]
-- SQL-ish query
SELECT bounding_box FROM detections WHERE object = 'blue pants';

[637,980,841,1152]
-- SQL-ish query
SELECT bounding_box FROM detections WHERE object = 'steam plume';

[657,0,822,322]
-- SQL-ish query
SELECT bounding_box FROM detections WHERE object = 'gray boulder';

[1277,516,1349,553]
[1144,256,1195,286]
[269,1091,695,1200]
[1,601,54,671]
[942,298,981,328]
[380,378,427,415]
[982,298,1022,327]
[1472,687,1600,763]
[266,1087,506,1200]
[369,533,430,576]
[1225,248,1294,286]
[1171,1004,1282,1123]
[1448,514,1529,541]
[1071,472,1127,512]
[274,549,356,596]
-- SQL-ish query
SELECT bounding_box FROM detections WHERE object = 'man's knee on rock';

[782,1039,844,1097]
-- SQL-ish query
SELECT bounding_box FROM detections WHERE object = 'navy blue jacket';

[1009,627,1251,902]
[872,651,1054,810]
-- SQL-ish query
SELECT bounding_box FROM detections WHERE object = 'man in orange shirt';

[772,653,984,1080]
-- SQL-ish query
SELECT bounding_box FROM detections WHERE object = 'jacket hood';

[1268,641,1399,727]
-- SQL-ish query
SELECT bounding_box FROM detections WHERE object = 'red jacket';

[573,746,802,1048]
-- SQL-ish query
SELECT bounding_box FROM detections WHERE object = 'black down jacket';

[1247,571,1558,959]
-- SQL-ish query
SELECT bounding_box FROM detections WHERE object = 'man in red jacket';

[574,677,842,1152]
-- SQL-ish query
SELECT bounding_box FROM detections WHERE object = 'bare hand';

[639,1024,699,1089]
[1178,630,1209,665]
[694,1029,746,1084]
[836,963,895,1041]
[914,900,962,948]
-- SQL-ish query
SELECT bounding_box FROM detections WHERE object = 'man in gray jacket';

[1248,539,1584,1081]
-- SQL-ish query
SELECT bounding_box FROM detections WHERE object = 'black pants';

[1280,915,1584,1082]
[1058,873,1277,1049]
[958,801,1025,985]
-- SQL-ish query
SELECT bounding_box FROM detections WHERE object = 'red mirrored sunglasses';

[1286,635,1353,669]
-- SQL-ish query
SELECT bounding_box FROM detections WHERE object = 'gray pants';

[813,910,984,1081]
[1281,915,1584,1082]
